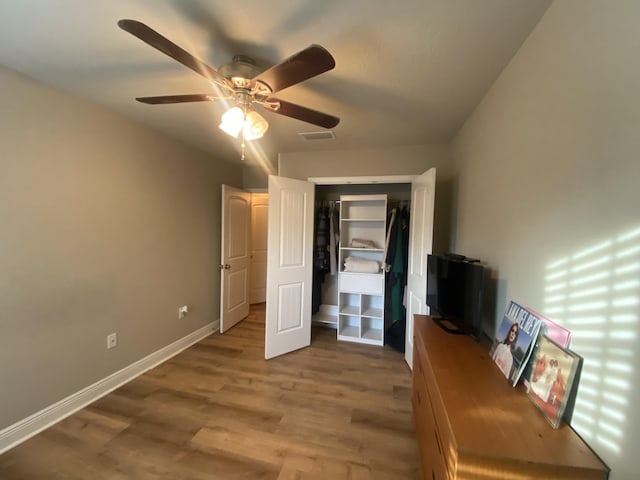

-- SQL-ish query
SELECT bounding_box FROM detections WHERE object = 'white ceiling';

[0,0,552,165]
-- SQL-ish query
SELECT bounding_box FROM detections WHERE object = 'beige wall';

[451,1,640,478]
[0,67,242,429]
[242,164,272,191]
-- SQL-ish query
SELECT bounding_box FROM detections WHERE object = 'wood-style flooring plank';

[0,303,420,479]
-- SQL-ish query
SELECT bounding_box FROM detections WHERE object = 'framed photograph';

[521,311,573,390]
[526,335,582,429]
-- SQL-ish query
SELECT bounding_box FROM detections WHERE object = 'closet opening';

[265,170,435,364]
[311,181,412,351]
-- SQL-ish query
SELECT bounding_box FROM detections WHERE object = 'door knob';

[219,264,231,270]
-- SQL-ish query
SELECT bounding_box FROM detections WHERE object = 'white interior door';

[250,193,269,304]
[265,175,314,359]
[220,185,251,333]
[405,168,436,367]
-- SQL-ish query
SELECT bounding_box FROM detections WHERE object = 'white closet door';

[264,175,315,359]
[405,168,436,368]
[220,185,251,333]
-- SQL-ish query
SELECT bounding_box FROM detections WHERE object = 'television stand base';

[431,316,466,335]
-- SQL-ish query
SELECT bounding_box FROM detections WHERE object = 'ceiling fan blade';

[263,98,340,129]
[118,19,231,88]
[253,45,335,94]
[136,94,220,105]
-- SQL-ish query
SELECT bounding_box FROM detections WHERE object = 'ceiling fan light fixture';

[219,106,244,138]
[219,107,269,141]
[243,110,269,140]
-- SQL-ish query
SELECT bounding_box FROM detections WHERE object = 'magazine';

[526,335,583,428]
[489,301,543,386]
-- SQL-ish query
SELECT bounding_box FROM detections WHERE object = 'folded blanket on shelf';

[343,256,380,273]
[351,238,378,249]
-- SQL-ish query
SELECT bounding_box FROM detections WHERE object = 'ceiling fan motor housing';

[219,55,264,89]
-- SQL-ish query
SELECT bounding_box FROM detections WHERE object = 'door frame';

[308,175,417,185]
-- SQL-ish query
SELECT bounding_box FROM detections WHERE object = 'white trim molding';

[0,320,219,454]
[307,175,417,185]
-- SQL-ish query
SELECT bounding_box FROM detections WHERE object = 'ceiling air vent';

[298,131,335,141]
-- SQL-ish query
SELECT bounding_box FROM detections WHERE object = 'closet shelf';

[339,271,384,278]
[339,306,360,316]
[361,308,383,319]
[340,218,385,222]
[361,327,383,341]
[338,325,359,339]
[340,247,385,252]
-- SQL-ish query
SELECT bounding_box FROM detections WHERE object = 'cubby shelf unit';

[337,195,387,346]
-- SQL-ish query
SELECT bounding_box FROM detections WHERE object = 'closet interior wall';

[312,183,411,332]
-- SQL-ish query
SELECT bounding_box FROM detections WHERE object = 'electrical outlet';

[178,305,188,319]
[107,332,117,349]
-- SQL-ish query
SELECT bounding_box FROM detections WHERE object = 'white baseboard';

[0,320,219,454]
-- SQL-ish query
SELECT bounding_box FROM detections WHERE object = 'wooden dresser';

[412,314,609,480]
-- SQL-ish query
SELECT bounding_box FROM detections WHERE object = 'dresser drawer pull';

[435,428,443,455]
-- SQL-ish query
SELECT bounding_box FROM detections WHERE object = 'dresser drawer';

[339,272,384,295]
[413,344,450,480]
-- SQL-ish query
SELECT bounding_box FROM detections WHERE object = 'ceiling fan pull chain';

[241,107,247,161]
[240,128,246,161]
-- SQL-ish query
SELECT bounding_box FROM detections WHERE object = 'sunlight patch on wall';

[543,226,640,458]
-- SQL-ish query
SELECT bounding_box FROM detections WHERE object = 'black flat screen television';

[426,253,484,340]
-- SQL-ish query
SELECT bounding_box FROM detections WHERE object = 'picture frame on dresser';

[526,335,583,429]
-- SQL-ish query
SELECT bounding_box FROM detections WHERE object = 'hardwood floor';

[0,304,420,479]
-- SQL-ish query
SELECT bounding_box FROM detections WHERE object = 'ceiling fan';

[118,19,339,157]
